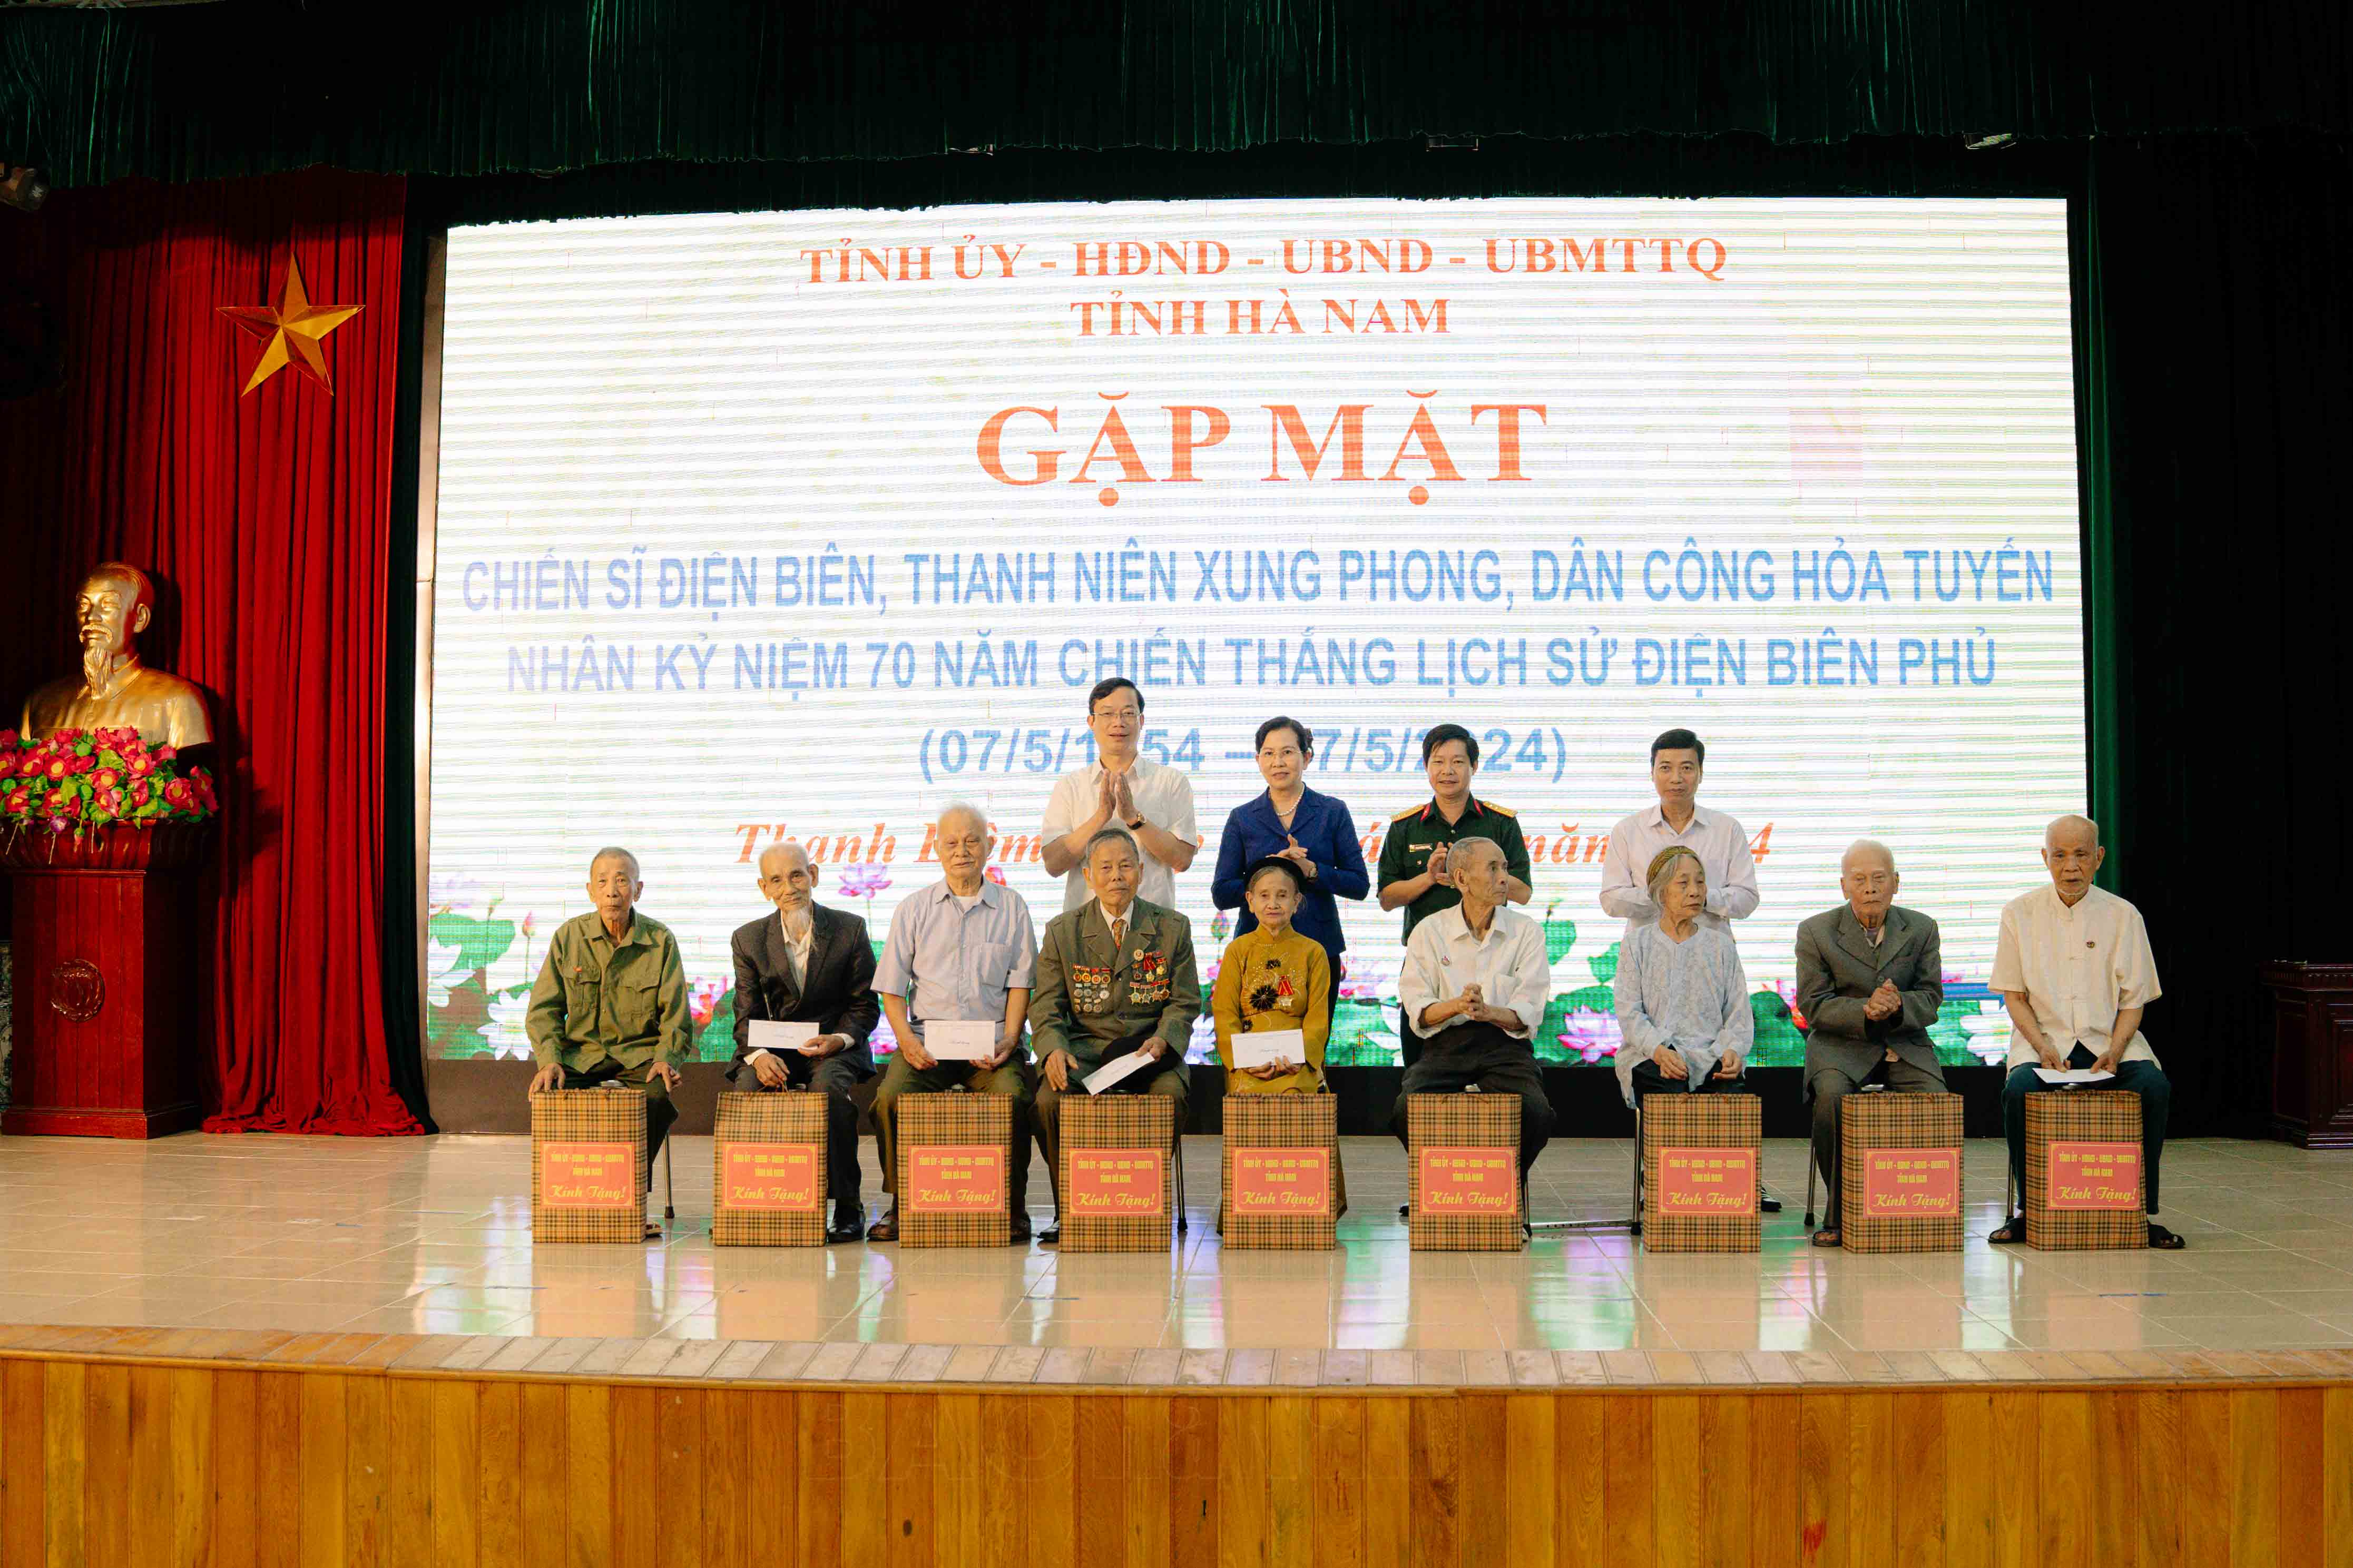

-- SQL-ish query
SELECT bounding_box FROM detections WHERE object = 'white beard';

[779,905,814,941]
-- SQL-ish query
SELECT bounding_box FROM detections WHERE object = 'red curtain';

[0,170,425,1135]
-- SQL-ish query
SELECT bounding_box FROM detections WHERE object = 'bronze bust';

[19,563,211,750]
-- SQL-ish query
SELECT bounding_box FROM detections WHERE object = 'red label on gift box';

[905,1143,1006,1214]
[540,1142,636,1209]
[1230,1147,1332,1217]
[1655,1146,1757,1216]
[721,1143,821,1211]
[1860,1148,1961,1218]
[1416,1146,1519,1216]
[1068,1148,1165,1217]
[2047,1141,2142,1209]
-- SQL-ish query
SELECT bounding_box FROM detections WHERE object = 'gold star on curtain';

[218,257,361,395]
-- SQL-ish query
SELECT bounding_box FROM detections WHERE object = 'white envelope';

[749,1019,820,1054]
[2032,1067,2116,1086]
[1232,1028,1306,1071]
[925,1020,997,1061]
[1084,1050,1156,1094]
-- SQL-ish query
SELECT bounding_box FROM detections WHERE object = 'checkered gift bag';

[1220,1094,1338,1250]
[1058,1094,1177,1253]
[2025,1091,2145,1250]
[712,1090,829,1247]
[1839,1092,1964,1254]
[531,1090,649,1244]
[897,1092,1014,1248]
[1407,1093,1522,1252]
[1642,1093,1762,1254]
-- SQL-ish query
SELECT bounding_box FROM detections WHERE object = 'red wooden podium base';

[2,824,205,1140]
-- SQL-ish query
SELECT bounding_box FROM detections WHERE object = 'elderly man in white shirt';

[1986,814,2179,1249]
[1039,677,1199,912]
[1391,836,1556,1179]
[1597,727,1760,941]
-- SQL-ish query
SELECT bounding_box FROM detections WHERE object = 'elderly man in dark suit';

[730,840,881,1243]
[1793,839,1946,1247]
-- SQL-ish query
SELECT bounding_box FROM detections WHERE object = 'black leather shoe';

[1037,1224,1061,1247]
[1761,1195,1783,1213]
[1008,1214,1033,1243]
[827,1204,867,1244]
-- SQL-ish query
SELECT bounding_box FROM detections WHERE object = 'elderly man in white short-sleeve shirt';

[1039,677,1198,912]
[1391,836,1556,1186]
[1986,814,2179,1249]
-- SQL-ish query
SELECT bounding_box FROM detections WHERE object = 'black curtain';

[2078,133,2353,1133]
[6,1,2352,189]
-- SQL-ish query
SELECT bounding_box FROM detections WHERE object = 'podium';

[2264,961,2353,1148]
[1,825,204,1138]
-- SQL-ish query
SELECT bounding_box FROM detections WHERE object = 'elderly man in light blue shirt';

[866,803,1041,1242]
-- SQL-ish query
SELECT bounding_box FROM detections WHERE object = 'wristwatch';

[1124,815,1146,830]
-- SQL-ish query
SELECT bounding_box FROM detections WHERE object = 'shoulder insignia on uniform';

[1481,801,1518,818]
[1390,804,1425,822]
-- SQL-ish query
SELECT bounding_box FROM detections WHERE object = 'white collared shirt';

[774,909,815,987]
[1989,883,2162,1070]
[1041,755,1199,911]
[748,910,819,1068]
[1094,898,1138,949]
[1597,802,1761,939]
[1398,903,1550,1039]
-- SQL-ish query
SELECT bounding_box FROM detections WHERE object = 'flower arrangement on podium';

[0,727,217,869]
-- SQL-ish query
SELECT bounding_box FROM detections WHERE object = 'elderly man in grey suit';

[1794,840,1946,1247]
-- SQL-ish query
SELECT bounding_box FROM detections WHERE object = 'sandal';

[2147,1223,2186,1250]
[1987,1216,2027,1245]
[1811,1228,1842,1248]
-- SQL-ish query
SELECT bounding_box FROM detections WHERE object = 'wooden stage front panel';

[3,1346,2349,1566]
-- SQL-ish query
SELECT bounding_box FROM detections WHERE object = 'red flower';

[128,755,154,778]
[131,781,151,805]
[74,754,96,774]
[0,728,17,746]
[163,779,192,807]
[92,767,119,790]
[45,758,68,781]
[155,744,177,762]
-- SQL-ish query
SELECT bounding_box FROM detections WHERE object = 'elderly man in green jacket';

[1028,827,1201,1246]
[526,845,692,1239]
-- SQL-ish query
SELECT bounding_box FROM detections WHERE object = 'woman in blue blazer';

[1211,717,1371,1025]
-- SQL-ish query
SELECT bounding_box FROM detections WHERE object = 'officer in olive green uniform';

[526,847,692,1222]
[1028,827,1202,1245]
[1375,724,1533,1068]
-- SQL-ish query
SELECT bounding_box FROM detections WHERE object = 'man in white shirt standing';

[1597,727,1778,1211]
[1040,677,1199,912]
[1393,837,1556,1183]
[1597,727,1760,941]
[1986,815,2179,1248]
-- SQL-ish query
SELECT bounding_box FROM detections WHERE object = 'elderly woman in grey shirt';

[1613,845,1755,1108]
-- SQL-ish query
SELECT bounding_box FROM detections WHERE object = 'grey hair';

[757,840,811,875]
[936,801,989,836]
[1841,839,1897,875]
[1450,835,1506,873]
[1083,825,1141,863]
[589,845,642,881]
[2045,813,2101,848]
[1645,845,1705,911]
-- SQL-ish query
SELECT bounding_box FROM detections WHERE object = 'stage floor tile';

[5,1132,2353,1374]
